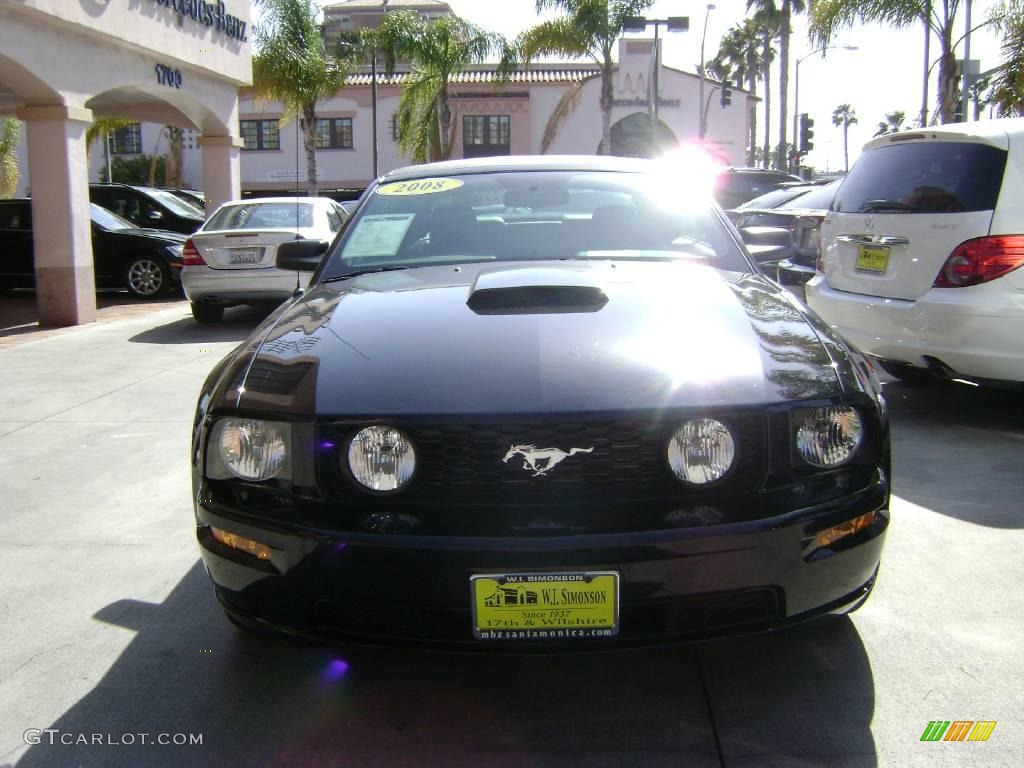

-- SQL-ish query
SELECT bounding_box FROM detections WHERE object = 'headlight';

[795,406,863,467]
[347,426,416,493]
[667,418,736,485]
[211,418,289,481]
[165,244,184,258]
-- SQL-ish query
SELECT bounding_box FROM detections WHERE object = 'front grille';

[318,414,766,505]
[312,587,782,645]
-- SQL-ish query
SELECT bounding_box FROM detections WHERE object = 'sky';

[311,0,1008,172]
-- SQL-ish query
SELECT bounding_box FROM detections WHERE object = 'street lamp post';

[698,4,715,141]
[793,45,858,170]
[623,15,690,155]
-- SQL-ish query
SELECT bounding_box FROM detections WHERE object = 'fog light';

[211,527,272,560]
[815,512,876,548]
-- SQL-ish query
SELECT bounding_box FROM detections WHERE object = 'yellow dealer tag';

[376,178,464,196]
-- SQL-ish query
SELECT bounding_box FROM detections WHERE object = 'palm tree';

[991,1,1024,116]
[832,103,858,172]
[0,118,20,198]
[873,110,906,137]
[747,0,805,170]
[750,10,779,169]
[519,0,655,156]
[810,0,963,125]
[252,0,352,195]
[376,12,514,163]
[713,19,767,166]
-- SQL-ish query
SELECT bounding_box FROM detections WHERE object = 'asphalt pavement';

[0,301,1021,768]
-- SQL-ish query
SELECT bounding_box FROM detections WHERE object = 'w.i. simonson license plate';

[470,571,619,640]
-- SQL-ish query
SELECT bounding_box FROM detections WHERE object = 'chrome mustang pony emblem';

[502,444,594,477]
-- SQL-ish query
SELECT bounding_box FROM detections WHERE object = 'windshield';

[205,201,315,231]
[90,203,137,231]
[140,187,205,218]
[321,170,750,279]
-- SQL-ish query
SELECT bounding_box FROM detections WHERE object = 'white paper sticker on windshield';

[342,214,415,259]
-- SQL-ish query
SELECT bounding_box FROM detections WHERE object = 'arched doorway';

[597,112,679,158]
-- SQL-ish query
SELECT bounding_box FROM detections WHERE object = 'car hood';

[231,260,842,415]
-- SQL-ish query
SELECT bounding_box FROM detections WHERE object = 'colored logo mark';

[920,720,997,742]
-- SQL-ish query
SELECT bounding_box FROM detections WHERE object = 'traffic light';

[720,80,732,107]
[799,113,815,153]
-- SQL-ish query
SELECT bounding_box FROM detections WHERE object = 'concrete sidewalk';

[0,305,1022,768]
[0,293,190,350]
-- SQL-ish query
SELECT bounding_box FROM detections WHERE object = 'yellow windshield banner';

[376,178,464,196]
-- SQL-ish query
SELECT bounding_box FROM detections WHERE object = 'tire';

[191,302,225,323]
[125,255,170,298]
[877,360,935,386]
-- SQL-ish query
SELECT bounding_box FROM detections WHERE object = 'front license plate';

[470,571,619,640]
[229,249,262,265]
[855,245,890,273]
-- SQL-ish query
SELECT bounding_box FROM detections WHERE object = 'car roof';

[382,155,657,182]
[862,118,1024,152]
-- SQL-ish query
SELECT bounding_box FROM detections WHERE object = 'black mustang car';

[192,156,889,649]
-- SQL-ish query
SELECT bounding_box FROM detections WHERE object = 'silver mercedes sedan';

[182,196,349,322]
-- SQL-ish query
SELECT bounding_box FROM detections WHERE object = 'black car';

[730,180,842,283]
[191,156,889,649]
[162,188,206,212]
[89,184,205,234]
[0,200,185,297]
[714,168,804,210]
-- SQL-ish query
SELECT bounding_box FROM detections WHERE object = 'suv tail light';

[934,235,1024,288]
[183,239,205,266]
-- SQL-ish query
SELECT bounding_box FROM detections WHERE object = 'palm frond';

[541,81,587,153]
[808,0,926,47]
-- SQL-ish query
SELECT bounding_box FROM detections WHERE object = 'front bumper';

[195,476,889,650]
[806,274,1024,383]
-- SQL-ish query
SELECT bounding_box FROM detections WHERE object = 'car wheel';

[877,360,935,386]
[191,302,225,324]
[125,256,170,298]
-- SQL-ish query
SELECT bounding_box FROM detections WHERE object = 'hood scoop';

[467,266,609,315]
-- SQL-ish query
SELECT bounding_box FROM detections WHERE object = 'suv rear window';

[833,141,1007,214]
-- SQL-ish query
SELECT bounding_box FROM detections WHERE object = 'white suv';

[806,118,1024,386]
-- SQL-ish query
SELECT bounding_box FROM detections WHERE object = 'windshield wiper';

[860,199,916,212]
[322,265,413,283]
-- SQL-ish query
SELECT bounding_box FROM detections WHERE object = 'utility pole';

[698,4,715,141]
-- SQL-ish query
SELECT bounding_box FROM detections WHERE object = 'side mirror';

[277,239,330,271]
[148,210,164,221]
[739,226,792,264]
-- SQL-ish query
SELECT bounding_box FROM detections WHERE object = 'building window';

[463,115,510,158]
[111,123,142,155]
[316,118,353,149]
[240,119,280,151]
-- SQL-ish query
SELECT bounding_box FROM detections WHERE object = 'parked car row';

[0,199,186,297]
[728,180,842,284]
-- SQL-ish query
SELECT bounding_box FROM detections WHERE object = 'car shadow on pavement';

[883,379,1024,528]
[128,305,274,345]
[697,617,877,767]
[11,562,877,768]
